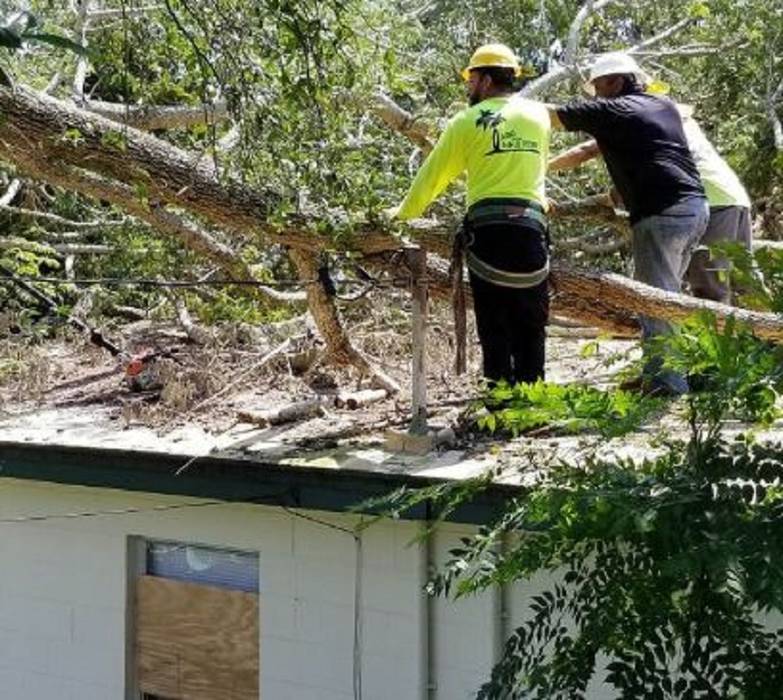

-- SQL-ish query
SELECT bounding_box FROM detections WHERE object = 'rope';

[450,224,467,375]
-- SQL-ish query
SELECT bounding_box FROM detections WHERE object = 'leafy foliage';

[465,434,783,699]
[366,309,783,698]
[381,429,783,699]
[476,379,663,438]
[658,312,783,431]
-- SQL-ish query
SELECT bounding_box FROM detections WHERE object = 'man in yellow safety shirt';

[390,43,551,385]
[679,105,753,304]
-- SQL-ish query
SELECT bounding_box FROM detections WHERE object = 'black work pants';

[467,218,549,385]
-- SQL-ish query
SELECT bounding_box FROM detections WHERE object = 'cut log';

[334,389,388,409]
[237,399,327,427]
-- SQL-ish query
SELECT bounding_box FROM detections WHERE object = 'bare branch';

[371,91,434,154]
[553,194,632,236]
[520,64,579,98]
[255,285,307,303]
[43,231,89,241]
[82,99,229,130]
[165,287,213,345]
[52,243,113,255]
[631,46,722,58]
[0,203,126,228]
[557,234,627,255]
[772,77,783,105]
[628,16,694,53]
[524,7,697,98]
[768,103,783,152]
[44,72,62,95]
[767,76,783,152]
[0,238,112,255]
[72,0,91,103]
[0,178,21,206]
[564,0,617,64]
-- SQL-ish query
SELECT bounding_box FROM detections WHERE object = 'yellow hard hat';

[461,43,522,81]
[646,79,671,95]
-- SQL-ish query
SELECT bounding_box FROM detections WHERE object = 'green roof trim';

[0,441,514,524]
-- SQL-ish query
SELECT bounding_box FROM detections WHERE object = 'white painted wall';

[0,476,617,700]
[0,477,429,700]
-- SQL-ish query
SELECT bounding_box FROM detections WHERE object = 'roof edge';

[0,440,515,525]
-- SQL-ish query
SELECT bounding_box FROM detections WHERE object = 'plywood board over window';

[136,575,260,700]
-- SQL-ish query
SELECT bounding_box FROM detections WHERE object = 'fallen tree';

[1,82,782,382]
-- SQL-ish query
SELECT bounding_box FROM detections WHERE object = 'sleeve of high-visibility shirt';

[397,114,467,220]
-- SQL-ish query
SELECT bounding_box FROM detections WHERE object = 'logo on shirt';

[475,108,540,157]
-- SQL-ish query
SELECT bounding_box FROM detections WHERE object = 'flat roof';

[0,404,514,523]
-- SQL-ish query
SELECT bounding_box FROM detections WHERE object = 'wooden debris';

[0,262,122,355]
[185,337,293,415]
[238,399,327,427]
[167,289,212,345]
[334,388,388,409]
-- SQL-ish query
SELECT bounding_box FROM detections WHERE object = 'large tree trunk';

[1,83,782,354]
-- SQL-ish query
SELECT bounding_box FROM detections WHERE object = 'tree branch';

[0,203,126,228]
[289,248,401,394]
[0,178,22,206]
[630,46,722,58]
[82,99,229,130]
[557,233,627,256]
[524,5,697,98]
[72,0,91,103]
[627,16,694,53]
[520,63,578,98]
[564,0,617,64]
[0,84,277,237]
[768,77,783,152]
[371,91,434,154]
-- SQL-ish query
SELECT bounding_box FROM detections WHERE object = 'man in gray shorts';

[679,105,752,304]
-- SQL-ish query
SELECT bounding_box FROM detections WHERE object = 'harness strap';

[451,226,468,375]
[466,251,550,288]
[450,201,549,373]
[466,204,548,230]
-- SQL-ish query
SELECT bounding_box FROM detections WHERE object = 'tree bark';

[553,267,783,342]
[0,85,275,236]
[83,100,229,130]
[2,82,783,353]
[288,248,401,394]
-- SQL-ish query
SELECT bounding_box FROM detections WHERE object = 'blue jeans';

[632,197,709,393]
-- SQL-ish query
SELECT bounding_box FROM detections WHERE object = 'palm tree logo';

[475,109,505,131]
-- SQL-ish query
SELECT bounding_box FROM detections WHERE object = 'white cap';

[584,52,652,95]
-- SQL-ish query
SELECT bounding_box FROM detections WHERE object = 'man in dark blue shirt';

[549,53,708,395]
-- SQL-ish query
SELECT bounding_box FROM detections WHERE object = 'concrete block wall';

[0,476,628,699]
[431,524,499,699]
[0,478,427,700]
